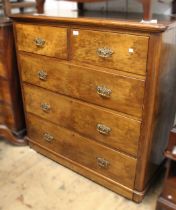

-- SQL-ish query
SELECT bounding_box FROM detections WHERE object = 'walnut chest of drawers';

[12,12,176,202]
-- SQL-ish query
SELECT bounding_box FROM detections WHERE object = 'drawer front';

[27,113,137,188]
[20,54,145,118]
[71,29,149,75]
[15,23,68,59]
[23,84,141,156]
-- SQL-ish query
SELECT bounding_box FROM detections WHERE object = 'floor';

[0,139,163,210]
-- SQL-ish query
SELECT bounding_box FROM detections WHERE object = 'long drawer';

[19,53,145,118]
[71,28,149,75]
[23,84,141,156]
[15,23,68,59]
[27,113,137,188]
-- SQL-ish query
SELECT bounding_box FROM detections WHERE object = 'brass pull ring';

[97,48,114,58]
[97,124,111,135]
[38,70,47,81]
[43,133,54,143]
[41,103,51,112]
[34,37,45,47]
[96,157,110,169]
[96,86,112,98]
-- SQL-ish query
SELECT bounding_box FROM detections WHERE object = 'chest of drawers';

[12,12,176,202]
[0,18,25,145]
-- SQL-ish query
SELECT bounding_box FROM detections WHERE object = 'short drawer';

[27,113,137,188]
[15,23,68,59]
[71,29,149,75]
[19,53,145,118]
[23,84,141,156]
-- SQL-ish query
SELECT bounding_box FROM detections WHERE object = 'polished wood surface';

[0,19,26,144]
[71,28,149,75]
[11,11,176,33]
[12,12,176,202]
[16,24,68,59]
[19,53,145,118]
[24,84,141,156]
[27,113,137,188]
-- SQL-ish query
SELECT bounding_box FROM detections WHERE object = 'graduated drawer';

[27,113,137,188]
[23,84,141,156]
[15,23,68,59]
[19,53,145,118]
[71,29,149,75]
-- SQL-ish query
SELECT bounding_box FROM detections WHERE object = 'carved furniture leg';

[0,125,27,146]
[78,2,84,10]
[1,0,11,16]
[142,0,152,20]
[172,0,176,14]
[36,0,45,13]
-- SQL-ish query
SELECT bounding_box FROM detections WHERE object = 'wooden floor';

[0,138,163,210]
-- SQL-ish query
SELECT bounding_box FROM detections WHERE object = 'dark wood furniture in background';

[156,126,176,210]
[1,0,45,16]
[173,0,176,14]
[74,0,153,20]
[77,0,176,20]
[12,11,176,202]
[0,18,26,145]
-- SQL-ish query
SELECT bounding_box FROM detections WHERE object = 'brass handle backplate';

[38,70,47,81]
[96,86,112,98]
[43,133,54,143]
[34,37,45,47]
[97,48,114,58]
[96,157,110,169]
[97,123,111,135]
[41,103,51,112]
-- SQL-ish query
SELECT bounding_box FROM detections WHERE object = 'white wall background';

[84,0,172,15]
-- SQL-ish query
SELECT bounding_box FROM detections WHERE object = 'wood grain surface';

[19,53,145,118]
[23,84,141,156]
[27,113,137,188]
[15,23,68,59]
[71,28,149,75]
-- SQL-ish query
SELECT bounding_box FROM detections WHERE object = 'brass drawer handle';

[40,103,51,112]
[34,37,45,47]
[96,157,110,169]
[97,124,111,135]
[96,86,112,98]
[38,70,47,81]
[43,133,54,143]
[97,48,114,58]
